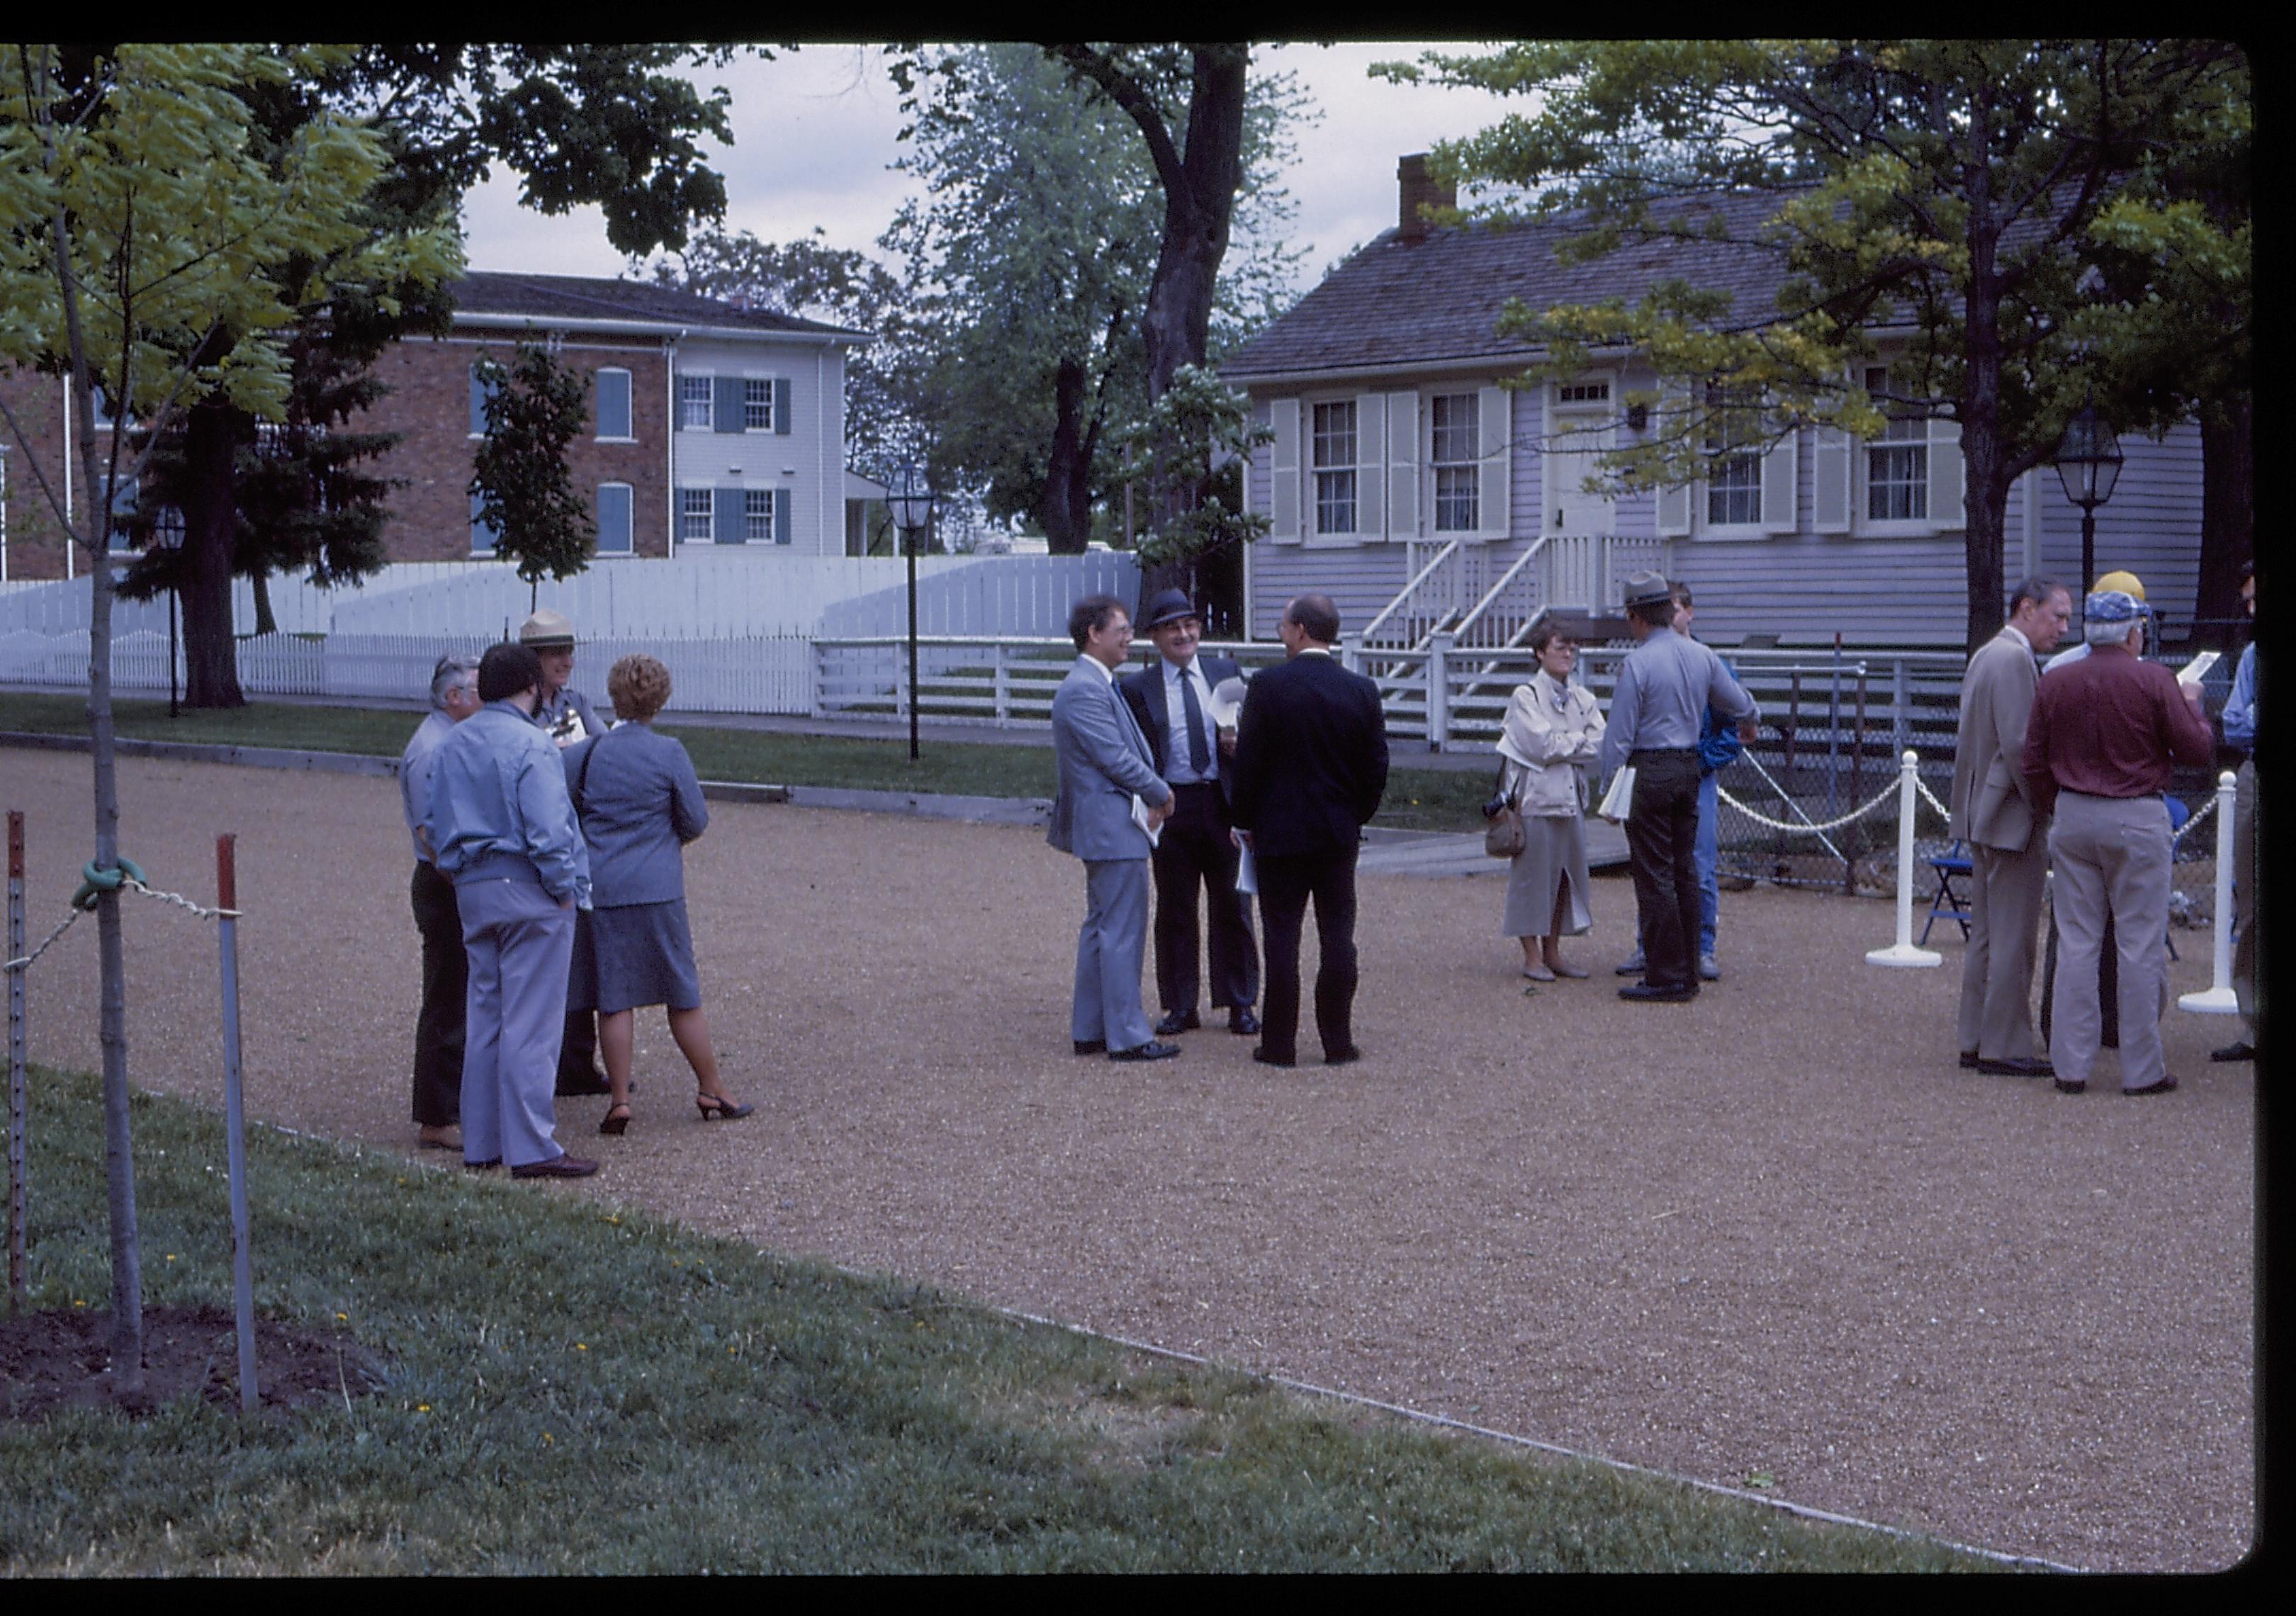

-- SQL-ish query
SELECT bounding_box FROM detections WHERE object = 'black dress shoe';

[1958,1050,1981,1070]
[1619,982,1696,1003]
[511,1153,599,1179]
[1324,1045,1363,1067]
[1109,1040,1181,1062]
[1977,1056,2054,1078]
[1154,1009,1201,1037]
[2123,1075,2179,1096]
[1228,1007,1261,1037]
[555,1070,612,1097]
[2054,1077,2087,1095]
[1073,1039,1107,1056]
[464,1157,501,1171]
[1251,1047,1295,1068]
[2210,1041,2255,1063]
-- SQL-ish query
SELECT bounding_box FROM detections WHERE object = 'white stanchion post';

[1867,749,1942,967]
[2179,770,2239,1014]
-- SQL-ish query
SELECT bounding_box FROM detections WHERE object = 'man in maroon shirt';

[2022,590,2216,1095]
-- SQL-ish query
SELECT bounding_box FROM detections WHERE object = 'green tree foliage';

[1115,363,1272,579]
[884,44,1303,553]
[651,225,929,478]
[470,342,595,595]
[0,41,441,1392]
[1378,40,2249,651]
[123,44,748,705]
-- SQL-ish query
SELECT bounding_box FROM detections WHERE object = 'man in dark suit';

[1120,588,1262,1039]
[1229,593,1388,1067]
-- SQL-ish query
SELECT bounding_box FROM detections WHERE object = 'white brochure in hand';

[2177,649,2219,687]
[1131,793,1163,848]
[1597,765,1636,824]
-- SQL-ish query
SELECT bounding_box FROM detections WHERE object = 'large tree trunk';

[1040,355,1093,554]
[178,398,247,707]
[2196,398,2253,649]
[1140,46,1247,401]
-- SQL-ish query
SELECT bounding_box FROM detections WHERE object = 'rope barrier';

[1713,776,1913,836]
[3,908,79,975]
[2172,794,2217,847]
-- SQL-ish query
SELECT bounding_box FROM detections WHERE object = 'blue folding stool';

[1920,838,1974,946]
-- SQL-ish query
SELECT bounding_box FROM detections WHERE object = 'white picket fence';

[818,551,1139,637]
[1,629,817,717]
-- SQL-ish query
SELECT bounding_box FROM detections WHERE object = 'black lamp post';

[2052,399,2124,599]
[156,510,186,719]
[887,464,936,763]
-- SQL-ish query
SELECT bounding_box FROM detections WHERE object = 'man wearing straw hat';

[2021,588,2215,1096]
[518,607,610,1099]
[1596,571,1757,1004]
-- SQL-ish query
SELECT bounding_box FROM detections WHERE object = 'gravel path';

[4,748,2254,1571]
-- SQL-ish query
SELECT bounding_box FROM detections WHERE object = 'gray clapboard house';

[1225,157,2206,653]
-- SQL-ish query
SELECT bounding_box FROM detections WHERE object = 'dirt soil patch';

[0,1303,385,1422]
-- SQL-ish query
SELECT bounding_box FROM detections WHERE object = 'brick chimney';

[1397,153,1456,242]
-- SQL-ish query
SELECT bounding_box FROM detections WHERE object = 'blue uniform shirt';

[1599,627,1757,782]
[2221,641,2256,750]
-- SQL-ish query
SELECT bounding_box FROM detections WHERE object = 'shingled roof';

[1222,191,1796,383]
[451,271,870,340]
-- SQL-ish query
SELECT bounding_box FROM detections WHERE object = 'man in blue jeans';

[1616,583,1754,982]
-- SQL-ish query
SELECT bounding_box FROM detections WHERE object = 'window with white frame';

[1555,381,1610,405]
[679,376,713,430]
[743,488,775,542]
[1863,365,1927,522]
[1431,393,1479,532]
[743,378,773,432]
[595,369,633,439]
[1704,386,1763,527]
[469,491,499,556]
[680,487,713,543]
[1312,400,1357,534]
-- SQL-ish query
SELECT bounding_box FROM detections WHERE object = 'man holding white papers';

[1120,588,1261,1040]
[1597,572,1757,1004]
[1049,595,1178,1062]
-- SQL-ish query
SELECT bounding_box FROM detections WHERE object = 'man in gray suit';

[1049,594,1179,1062]
[1949,576,2073,1077]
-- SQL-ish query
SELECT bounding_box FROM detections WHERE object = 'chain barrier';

[1914,775,1953,821]
[2171,793,2217,848]
[4,859,236,976]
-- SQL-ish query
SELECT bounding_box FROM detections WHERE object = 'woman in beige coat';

[1497,624,1604,979]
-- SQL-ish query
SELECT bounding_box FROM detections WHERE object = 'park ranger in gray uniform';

[1597,571,1758,1003]
[517,607,611,1096]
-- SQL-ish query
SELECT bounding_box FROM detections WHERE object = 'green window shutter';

[596,369,631,439]
[468,366,491,435]
[470,491,500,554]
[596,484,633,553]
[714,487,746,543]
[775,377,793,435]
[714,377,745,434]
[775,488,792,544]
[1268,398,1300,541]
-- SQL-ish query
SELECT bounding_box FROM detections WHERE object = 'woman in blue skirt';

[565,654,753,1134]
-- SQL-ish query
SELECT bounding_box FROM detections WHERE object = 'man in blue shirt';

[1599,572,1758,1002]
[2215,562,2257,1064]
[427,641,597,1178]
[400,653,482,1152]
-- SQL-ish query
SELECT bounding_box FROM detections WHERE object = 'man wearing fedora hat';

[1597,571,1757,1003]
[1120,588,1261,1038]
[518,607,610,1097]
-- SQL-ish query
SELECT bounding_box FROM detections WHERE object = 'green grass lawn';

[0,1071,1993,1573]
[0,693,1490,831]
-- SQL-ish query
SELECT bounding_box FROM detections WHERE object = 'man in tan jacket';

[1949,576,2073,1075]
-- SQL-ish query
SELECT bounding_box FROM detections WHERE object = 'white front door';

[1546,410,1616,535]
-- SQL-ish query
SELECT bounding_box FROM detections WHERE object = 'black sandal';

[598,1103,633,1136]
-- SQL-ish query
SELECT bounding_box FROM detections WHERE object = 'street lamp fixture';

[887,464,937,762]
[2052,400,2123,600]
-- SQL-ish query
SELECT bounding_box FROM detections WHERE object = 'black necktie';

[1179,663,1210,775]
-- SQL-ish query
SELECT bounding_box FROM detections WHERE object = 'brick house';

[1222,157,2210,650]
[0,271,873,582]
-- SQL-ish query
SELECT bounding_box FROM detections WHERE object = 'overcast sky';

[460,43,1522,298]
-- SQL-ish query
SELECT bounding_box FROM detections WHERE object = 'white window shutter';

[1477,385,1511,537]
[1813,426,1852,533]
[1269,398,1300,542]
[1354,392,1385,537]
[1928,416,1965,530]
[1761,426,1799,534]
[1385,391,1419,539]
[1657,479,1692,537]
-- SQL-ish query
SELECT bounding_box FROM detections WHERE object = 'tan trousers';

[2234,759,2257,1041]
[1957,840,2048,1061]
[2048,792,2173,1089]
